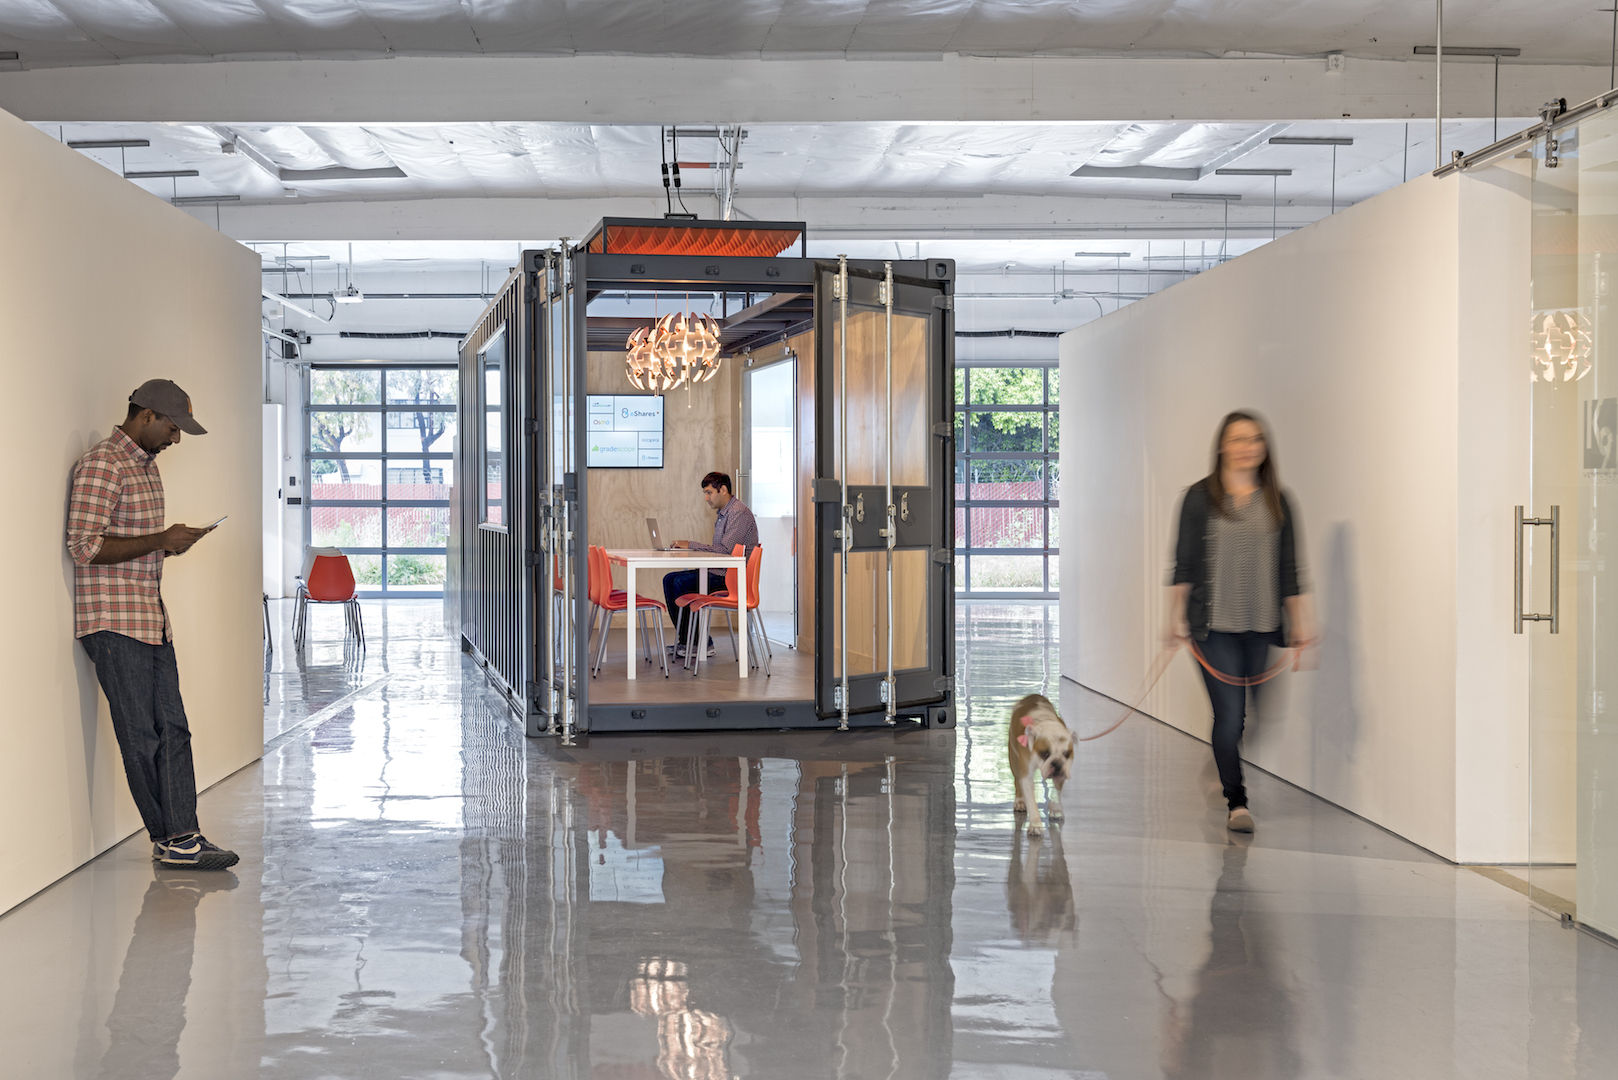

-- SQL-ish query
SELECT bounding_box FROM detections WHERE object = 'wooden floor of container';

[586,631,814,705]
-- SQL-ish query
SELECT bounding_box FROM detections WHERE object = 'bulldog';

[1007,693,1074,836]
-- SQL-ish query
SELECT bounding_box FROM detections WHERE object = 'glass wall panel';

[310,410,382,454]
[387,553,446,591]
[969,506,1044,549]
[480,330,507,528]
[1527,108,1618,938]
[310,369,379,405]
[970,555,1043,592]
[309,458,382,499]
[387,506,451,549]
[311,506,382,548]
[966,458,1042,500]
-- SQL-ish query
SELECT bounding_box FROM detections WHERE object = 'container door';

[535,246,589,738]
[813,259,955,727]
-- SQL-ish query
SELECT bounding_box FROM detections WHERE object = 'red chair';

[680,545,770,676]
[588,546,670,677]
[293,547,364,649]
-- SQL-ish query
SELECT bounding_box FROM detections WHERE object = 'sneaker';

[1227,807,1255,833]
[152,833,240,870]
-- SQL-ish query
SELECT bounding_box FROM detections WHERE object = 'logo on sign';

[1586,398,1616,470]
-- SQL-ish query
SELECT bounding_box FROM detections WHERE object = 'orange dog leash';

[1074,639,1305,743]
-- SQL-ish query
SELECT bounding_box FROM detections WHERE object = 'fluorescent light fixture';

[1072,165,1201,180]
[172,195,240,204]
[67,139,150,149]
[1413,46,1520,56]
[330,284,365,304]
[1073,251,1127,257]
[1270,137,1354,146]
[1172,193,1242,202]
[279,166,407,181]
[1215,168,1293,176]
[124,170,200,179]
[262,288,321,320]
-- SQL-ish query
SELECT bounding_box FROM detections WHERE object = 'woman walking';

[1166,411,1313,833]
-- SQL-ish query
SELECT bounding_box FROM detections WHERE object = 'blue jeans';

[663,570,727,643]
[80,631,200,841]
[1196,630,1283,811]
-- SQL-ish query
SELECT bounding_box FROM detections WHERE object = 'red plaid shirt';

[66,428,171,644]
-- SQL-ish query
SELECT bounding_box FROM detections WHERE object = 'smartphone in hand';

[205,515,227,530]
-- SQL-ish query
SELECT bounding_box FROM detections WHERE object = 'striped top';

[1208,494,1280,634]
[689,497,759,556]
[66,428,171,644]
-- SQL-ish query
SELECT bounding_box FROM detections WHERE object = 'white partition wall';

[1060,167,1534,862]
[0,107,263,913]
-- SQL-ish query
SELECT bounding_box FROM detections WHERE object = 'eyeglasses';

[1223,434,1265,446]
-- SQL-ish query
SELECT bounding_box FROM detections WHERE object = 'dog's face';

[1018,714,1074,781]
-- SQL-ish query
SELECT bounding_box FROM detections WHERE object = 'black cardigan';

[1171,478,1301,641]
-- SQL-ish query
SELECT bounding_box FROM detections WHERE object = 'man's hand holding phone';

[162,517,222,556]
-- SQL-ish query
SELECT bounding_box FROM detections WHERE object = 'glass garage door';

[305,365,457,597]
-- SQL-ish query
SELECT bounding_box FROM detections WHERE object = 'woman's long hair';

[1206,410,1284,522]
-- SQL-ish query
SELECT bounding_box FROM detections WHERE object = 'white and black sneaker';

[152,832,240,870]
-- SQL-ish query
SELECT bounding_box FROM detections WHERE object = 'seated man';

[662,471,759,658]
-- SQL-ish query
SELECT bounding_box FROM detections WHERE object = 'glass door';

[814,259,952,726]
[1528,108,1618,937]
[742,357,798,647]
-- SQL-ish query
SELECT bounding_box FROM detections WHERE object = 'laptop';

[646,517,669,550]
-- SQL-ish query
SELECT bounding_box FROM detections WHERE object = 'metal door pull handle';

[1514,505,1559,633]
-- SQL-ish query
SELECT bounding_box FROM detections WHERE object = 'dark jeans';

[1196,629,1284,811]
[662,570,727,644]
[80,631,200,842]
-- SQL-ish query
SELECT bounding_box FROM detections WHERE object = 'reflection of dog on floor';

[1007,829,1076,944]
[1007,693,1073,836]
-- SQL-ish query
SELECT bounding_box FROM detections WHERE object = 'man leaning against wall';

[65,380,239,871]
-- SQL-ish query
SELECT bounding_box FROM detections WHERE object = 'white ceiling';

[0,1,1610,67]
[40,116,1513,211]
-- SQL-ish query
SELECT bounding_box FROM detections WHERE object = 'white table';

[605,549,748,680]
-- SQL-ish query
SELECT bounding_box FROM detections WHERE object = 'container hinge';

[932,421,953,439]
[524,284,537,302]
[525,550,539,567]
[934,675,955,694]
[880,680,891,704]
[832,685,843,709]
[524,417,539,436]
[813,477,843,503]
[932,549,952,566]
[932,294,953,310]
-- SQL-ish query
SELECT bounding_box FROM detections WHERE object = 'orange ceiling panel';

[588,225,802,258]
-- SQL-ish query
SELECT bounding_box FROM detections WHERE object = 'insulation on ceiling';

[0,1,1611,67]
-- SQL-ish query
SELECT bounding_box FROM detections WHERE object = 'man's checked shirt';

[67,427,171,644]
[689,497,759,556]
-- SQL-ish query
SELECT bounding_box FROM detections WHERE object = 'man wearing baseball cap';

[65,380,238,870]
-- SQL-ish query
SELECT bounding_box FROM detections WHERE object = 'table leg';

[626,563,637,681]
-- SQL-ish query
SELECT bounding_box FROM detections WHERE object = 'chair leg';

[592,611,613,676]
[725,610,739,660]
[637,610,652,664]
[654,614,669,677]
[751,611,772,676]
[293,592,307,648]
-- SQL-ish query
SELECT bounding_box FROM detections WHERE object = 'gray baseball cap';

[129,379,207,435]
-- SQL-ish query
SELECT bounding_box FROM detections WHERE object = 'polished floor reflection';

[5,599,1618,1078]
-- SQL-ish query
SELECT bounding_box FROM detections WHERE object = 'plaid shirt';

[689,497,759,556]
[66,428,170,644]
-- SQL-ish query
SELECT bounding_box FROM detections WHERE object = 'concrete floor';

[5,598,1618,1078]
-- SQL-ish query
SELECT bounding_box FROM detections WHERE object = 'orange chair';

[293,547,364,649]
[588,545,670,677]
[681,545,770,676]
